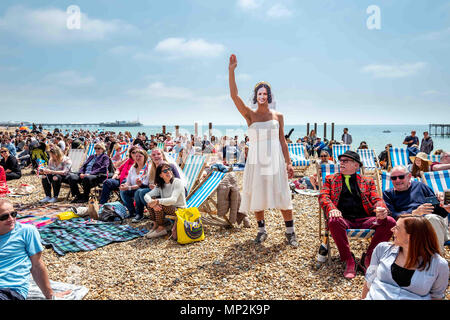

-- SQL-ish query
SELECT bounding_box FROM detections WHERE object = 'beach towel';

[18,216,57,229]
[39,218,148,256]
[27,279,89,300]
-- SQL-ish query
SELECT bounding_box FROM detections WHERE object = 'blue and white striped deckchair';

[388,147,409,169]
[182,154,206,196]
[420,170,450,194]
[332,144,351,162]
[111,143,129,161]
[357,149,379,170]
[320,163,340,186]
[85,143,96,158]
[288,143,310,167]
[427,154,441,163]
[380,171,421,193]
[186,171,226,208]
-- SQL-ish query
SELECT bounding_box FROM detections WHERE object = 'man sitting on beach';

[431,151,450,171]
[319,150,396,279]
[382,165,450,254]
[0,199,70,300]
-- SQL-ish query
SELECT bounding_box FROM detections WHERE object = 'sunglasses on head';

[391,175,406,181]
[0,211,18,221]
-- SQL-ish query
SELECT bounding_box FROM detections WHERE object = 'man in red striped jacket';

[319,150,396,279]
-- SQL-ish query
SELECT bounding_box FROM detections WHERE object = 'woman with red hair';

[362,215,449,300]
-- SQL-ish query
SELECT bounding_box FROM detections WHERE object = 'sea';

[43,124,450,156]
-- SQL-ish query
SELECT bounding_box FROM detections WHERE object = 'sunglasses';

[0,211,18,221]
[320,155,328,158]
[94,147,103,150]
[391,175,406,181]
[339,159,354,164]
[162,169,171,174]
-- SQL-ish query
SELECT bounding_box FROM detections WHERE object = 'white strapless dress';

[239,120,293,213]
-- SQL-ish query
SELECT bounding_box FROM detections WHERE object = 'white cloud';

[267,4,293,18]
[42,70,95,87]
[361,62,427,78]
[154,38,226,59]
[0,5,139,44]
[237,0,262,10]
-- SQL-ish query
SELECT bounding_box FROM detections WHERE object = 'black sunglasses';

[391,175,406,181]
[161,168,171,174]
[0,211,18,221]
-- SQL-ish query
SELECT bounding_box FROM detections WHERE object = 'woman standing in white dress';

[228,54,298,246]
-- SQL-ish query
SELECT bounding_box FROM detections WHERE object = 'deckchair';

[317,163,375,265]
[157,142,165,151]
[111,143,129,161]
[68,149,86,174]
[166,170,230,227]
[427,154,441,163]
[288,143,310,174]
[387,147,409,171]
[85,143,96,158]
[420,170,450,194]
[357,149,380,171]
[332,144,351,162]
[181,154,206,196]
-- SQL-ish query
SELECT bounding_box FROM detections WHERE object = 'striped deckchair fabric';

[357,149,379,170]
[68,149,86,173]
[288,143,310,167]
[420,170,450,194]
[346,229,375,239]
[157,142,165,150]
[380,171,421,193]
[427,154,441,163]
[186,171,226,208]
[320,163,340,185]
[85,143,96,157]
[182,155,206,195]
[111,143,129,161]
[388,147,409,168]
[332,144,351,162]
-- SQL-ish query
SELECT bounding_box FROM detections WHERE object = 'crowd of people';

[0,115,449,300]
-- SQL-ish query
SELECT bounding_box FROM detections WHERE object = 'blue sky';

[0,0,449,126]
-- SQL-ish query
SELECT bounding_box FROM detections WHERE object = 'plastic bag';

[175,207,205,244]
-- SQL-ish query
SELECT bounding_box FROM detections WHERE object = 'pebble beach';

[6,165,450,300]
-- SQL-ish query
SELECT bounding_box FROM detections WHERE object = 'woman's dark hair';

[154,161,174,189]
[252,83,272,105]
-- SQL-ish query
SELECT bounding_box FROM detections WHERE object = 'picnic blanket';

[39,218,149,256]
[18,216,57,229]
[27,279,89,300]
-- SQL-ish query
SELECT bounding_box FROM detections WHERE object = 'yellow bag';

[56,211,79,220]
[176,207,205,244]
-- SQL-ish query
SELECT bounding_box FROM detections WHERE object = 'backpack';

[98,202,129,222]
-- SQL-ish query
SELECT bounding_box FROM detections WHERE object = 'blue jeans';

[100,178,120,204]
[134,188,151,216]
[120,189,137,216]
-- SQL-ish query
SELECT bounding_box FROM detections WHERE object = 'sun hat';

[409,152,432,164]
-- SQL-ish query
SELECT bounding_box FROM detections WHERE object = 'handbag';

[175,207,205,244]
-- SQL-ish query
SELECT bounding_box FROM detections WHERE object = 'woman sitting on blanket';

[144,161,187,239]
[0,147,22,181]
[39,146,72,203]
[119,148,150,222]
[68,142,110,203]
[99,145,138,205]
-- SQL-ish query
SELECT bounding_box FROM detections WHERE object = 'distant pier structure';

[429,124,450,137]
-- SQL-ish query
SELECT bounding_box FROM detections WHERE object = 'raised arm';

[229,54,252,123]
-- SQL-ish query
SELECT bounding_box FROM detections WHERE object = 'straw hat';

[410,152,432,164]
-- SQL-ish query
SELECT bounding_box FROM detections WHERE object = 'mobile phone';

[444,190,450,205]
[424,196,440,206]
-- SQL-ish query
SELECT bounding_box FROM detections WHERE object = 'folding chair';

[427,154,441,163]
[157,142,165,151]
[85,143,96,158]
[181,154,206,196]
[357,149,380,175]
[387,147,409,171]
[420,170,450,194]
[317,163,376,265]
[68,149,87,174]
[332,144,351,163]
[166,170,230,227]
[288,143,310,175]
